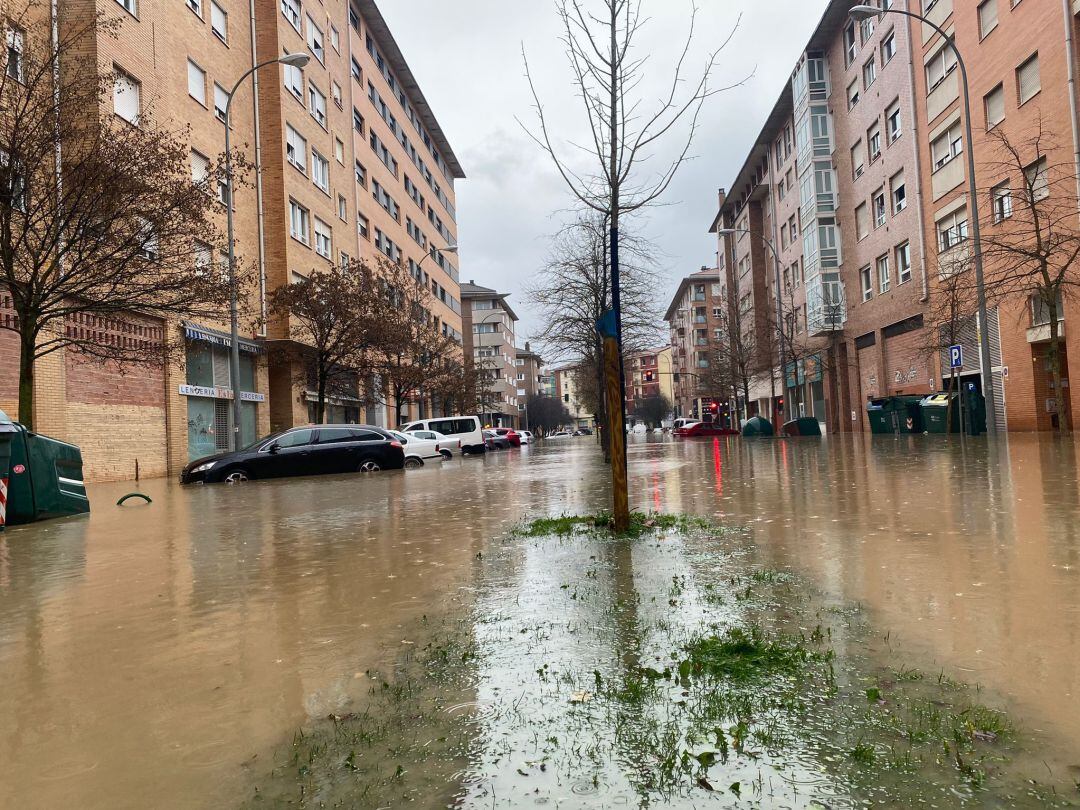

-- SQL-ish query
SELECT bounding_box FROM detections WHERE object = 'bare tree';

[523,0,741,528]
[0,7,236,429]
[979,120,1080,430]
[369,260,461,426]
[632,392,671,428]
[267,263,382,425]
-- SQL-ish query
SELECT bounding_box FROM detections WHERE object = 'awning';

[182,321,262,354]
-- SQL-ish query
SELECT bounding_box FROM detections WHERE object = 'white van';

[401,415,485,455]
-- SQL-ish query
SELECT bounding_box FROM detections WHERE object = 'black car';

[180,425,405,484]
[482,429,511,450]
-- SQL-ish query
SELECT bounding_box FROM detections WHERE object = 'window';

[281,0,300,29]
[289,200,310,243]
[306,15,325,63]
[352,107,365,134]
[984,84,1005,129]
[187,59,206,105]
[337,194,347,221]
[937,208,968,251]
[891,170,907,213]
[859,14,875,45]
[1024,157,1049,201]
[283,61,303,100]
[334,137,344,164]
[329,25,339,53]
[881,30,895,64]
[856,202,869,240]
[331,80,342,109]
[1017,53,1040,104]
[847,79,860,110]
[113,67,140,123]
[896,242,912,284]
[193,240,212,274]
[285,125,307,173]
[877,254,891,293]
[5,26,23,82]
[354,160,367,187]
[308,82,327,127]
[357,212,369,239]
[1,149,25,211]
[873,188,887,227]
[861,266,873,301]
[187,0,202,16]
[926,44,957,91]
[213,83,229,122]
[978,0,998,39]
[792,259,802,287]
[886,101,902,142]
[190,149,209,185]
[868,123,881,161]
[931,123,962,170]
[211,1,227,42]
[844,20,857,66]
[851,141,864,180]
[992,182,1012,222]
[137,218,159,261]
[780,223,788,249]
[778,178,786,201]
[115,0,136,13]
[863,56,876,89]
[313,217,332,258]
[351,57,362,83]
[311,149,329,193]
[277,428,313,448]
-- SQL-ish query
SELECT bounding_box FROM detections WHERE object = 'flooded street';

[1,435,1079,807]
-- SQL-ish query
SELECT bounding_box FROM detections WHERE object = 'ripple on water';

[569,778,607,796]
[34,757,99,782]
[444,701,495,722]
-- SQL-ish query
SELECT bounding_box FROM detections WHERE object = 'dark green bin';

[865,398,896,434]
[921,393,959,434]
[741,416,775,437]
[1,412,89,527]
[782,417,822,437]
[866,396,924,434]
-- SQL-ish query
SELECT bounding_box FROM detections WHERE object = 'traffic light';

[777,397,785,414]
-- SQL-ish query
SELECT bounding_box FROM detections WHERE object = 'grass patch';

[681,626,829,683]
[516,511,717,539]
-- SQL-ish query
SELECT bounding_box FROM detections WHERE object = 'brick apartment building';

[663,268,727,420]
[624,346,674,415]
[698,0,1080,433]
[0,0,464,480]
[460,281,520,428]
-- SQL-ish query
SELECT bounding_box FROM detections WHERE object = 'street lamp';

[224,51,310,450]
[716,227,787,419]
[849,5,997,435]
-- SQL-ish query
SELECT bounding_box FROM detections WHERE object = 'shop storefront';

[182,323,266,460]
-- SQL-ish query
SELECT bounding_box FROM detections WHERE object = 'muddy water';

[1,434,1079,807]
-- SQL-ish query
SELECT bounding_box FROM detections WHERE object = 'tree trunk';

[316,360,328,425]
[1048,313,1067,432]
[827,342,841,435]
[18,330,35,430]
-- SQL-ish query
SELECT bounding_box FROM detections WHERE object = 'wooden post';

[598,312,629,532]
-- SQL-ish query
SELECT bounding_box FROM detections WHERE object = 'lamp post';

[716,228,787,420]
[224,51,310,450]
[849,4,997,435]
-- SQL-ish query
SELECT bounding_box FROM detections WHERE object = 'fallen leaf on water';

[696,776,714,791]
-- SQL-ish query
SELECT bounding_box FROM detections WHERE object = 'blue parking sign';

[949,344,964,369]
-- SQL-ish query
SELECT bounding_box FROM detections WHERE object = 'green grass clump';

[517,511,717,538]
[681,626,827,682]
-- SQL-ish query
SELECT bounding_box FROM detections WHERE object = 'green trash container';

[921,393,959,434]
[894,395,925,434]
[782,417,822,437]
[866,398,897,434]
[741,416,775,437]
[4,420,90,526]
[0,409,17,530]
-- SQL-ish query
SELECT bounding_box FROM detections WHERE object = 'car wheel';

[358,459,382,472]
[224,468,251,484]
[440,449,452,460]
[404,457,423,469]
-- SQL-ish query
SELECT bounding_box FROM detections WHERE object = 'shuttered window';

[1017,53,1040,104]
[984,84,1005,129]
[978,0,998,39]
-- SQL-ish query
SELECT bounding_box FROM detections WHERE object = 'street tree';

[370,259,461,426]
[526,394,573,434]
[632,393,671,428]
[523,0,741,529]
[921,259,978,432]
[979,120,1080,430]
[267,263,382,425]
[0,8,234,429]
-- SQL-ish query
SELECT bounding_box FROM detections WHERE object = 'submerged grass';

[515,511,716,538]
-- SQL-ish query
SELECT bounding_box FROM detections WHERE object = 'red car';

[492,427,522,447]
[673,421,739,438]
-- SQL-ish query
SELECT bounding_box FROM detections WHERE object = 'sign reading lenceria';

[178,385,265,402]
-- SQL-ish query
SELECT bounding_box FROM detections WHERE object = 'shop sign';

[239,391,266,402]
[180,385,265,402]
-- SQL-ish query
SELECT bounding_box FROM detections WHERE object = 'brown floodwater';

[0,434,1078,807]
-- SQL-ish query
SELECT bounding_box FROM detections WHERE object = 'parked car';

[180,425,404,484]
[575,427,594,435]
[388,430,444,468]
[401,416,485,455]
[673,421,739,438]
[403,428,460,458]
[491,427,522,447]
[483,429,512,450]
[545,430,574,439]
[519,430,534,445]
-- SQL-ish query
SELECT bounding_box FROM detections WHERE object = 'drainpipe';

[1062,0,1080,211]
[248,0,269,335]
[903,0,931,303]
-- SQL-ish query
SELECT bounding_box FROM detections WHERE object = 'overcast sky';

[379,0,829,348]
